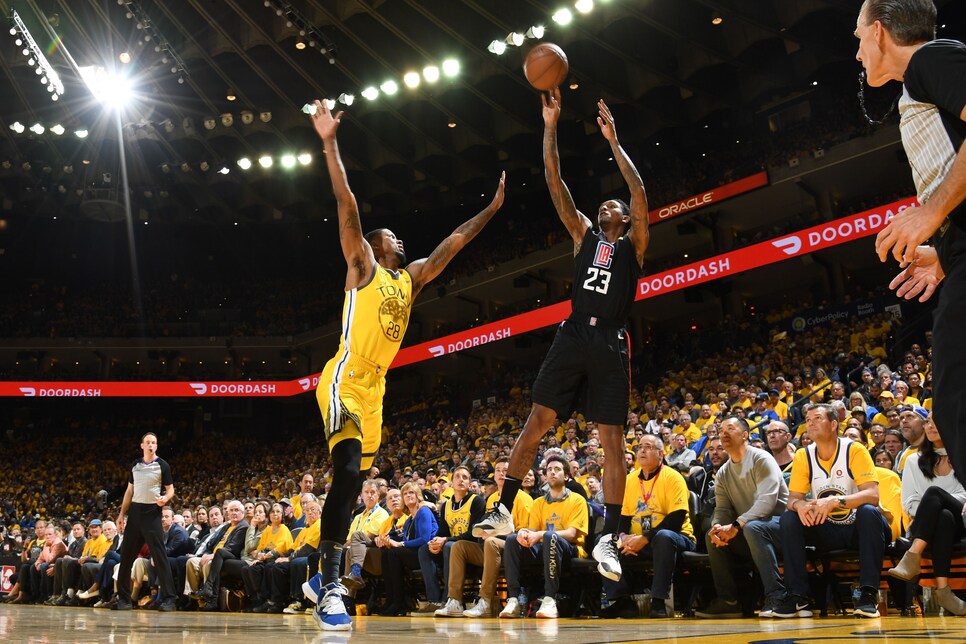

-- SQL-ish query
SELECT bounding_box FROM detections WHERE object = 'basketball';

[523,43,569,91]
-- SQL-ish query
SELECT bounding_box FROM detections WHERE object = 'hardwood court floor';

[2,605,966,643]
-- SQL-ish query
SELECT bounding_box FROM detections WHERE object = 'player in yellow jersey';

[305,99,505,631]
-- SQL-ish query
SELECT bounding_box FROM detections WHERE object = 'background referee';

[115,432,177,611]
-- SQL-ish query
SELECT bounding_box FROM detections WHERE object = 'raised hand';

[597,99,617,143]
[309,99,343,142]
[888,245,945,302]
[490,171,506,211]
[541,88,562,128]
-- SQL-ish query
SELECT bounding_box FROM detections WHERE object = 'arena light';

[442,58,460,77]
[237,157,252,170]
[280,154,297,169]
[218,166,230,175]
[403,71,420,88]
[74,129,88,138]
[506,32,525,47]
[361,86,379,101]
[258,155,273,168]
[337,93,354,106]
[50,124,65,135]
[552,8,574,25]
[575,0,594,14]
[79,66,133,110]
[29,123,45,135]
[380,80,398,95]
[488,40,507,55]
[423,65,440,83]
[10,122,25,134]
[11,10,64,101]
[526,26,545,39]
[297,153,312,165]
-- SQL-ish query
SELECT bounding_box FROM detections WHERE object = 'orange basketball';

[523,43,569,91]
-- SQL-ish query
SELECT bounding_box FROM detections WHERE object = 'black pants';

[910,486,966,577]
[241,561,270,601]
[118,504,176,602]
[207,549,243,594]
[382,546,421,610]
[934,232,966,486]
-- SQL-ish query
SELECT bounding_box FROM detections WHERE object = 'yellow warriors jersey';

[443,493,477,538]
[339,264,413,368]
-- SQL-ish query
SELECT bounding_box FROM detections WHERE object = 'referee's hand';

[155,496,166,507]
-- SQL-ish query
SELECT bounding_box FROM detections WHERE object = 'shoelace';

[321,585,348,614]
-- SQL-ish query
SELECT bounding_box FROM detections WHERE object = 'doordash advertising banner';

[0,197,916,397]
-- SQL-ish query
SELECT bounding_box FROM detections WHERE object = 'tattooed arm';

[310,99,375,290]
[543,88,592,254]
[407,172,506,298]
[597,99,648,266]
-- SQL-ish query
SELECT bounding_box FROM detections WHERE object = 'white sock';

[67,589,75,597]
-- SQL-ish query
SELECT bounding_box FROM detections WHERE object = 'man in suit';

[185,501,248,603]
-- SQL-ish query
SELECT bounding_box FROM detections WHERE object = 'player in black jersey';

[473,88,649,583]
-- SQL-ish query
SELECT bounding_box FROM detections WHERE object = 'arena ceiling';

[0,0,961,227]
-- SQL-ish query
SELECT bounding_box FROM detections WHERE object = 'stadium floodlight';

[29,123,45,134]
[79,65,133,110]
[258,155,273,168]
[337,93,354,106]
[442,59,460,77]
[552,8,574,25]
[74,129,89,138]
[50,124,65,135]
[575,0,594,14]
[423,65,440,83]
[10,122,25,133]
[281,154,296,169]
[506,32,525,47]
[361,86,379,101]
[526,26,545,39]
[403,72,420,88]
[488,40,507,55]
[237,157,252,170]
[380,80,398,95]
[297,153,312,165]
[218,166,230,175]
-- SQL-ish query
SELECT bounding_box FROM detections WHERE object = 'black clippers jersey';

[570,227,642,324]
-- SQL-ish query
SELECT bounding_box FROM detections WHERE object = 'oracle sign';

[648,172,768,224]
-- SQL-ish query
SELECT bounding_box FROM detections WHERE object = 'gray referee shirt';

[129,458,173,505]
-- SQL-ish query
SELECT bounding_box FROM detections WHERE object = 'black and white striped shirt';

[128,457,173,505]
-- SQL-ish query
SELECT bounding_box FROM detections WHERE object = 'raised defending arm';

[543,88,592,253]
[597,99,648,266]
[310,100,375,290]
[407,172,506,298]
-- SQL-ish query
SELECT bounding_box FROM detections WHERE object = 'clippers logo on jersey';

[593,240,615,269]
[376,281,410,343]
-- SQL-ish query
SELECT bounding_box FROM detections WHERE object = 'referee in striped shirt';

[115,432,177,610]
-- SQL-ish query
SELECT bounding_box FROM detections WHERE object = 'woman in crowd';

[889,414,966,615]
[188,506,210,544]
[874,449,896,471]
[240,502,293,612]
[521,468,539,499]
[379,482,438,616]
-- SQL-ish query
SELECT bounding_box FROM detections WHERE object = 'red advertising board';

[0,197,916,397]
[647,171,769,225]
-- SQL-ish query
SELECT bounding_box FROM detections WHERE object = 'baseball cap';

[878,391,894,399]
[756,393,769,402]
[851,407,867,416]
[279,498,293,508]
[768,389,780,395]
[89,519,102,527]
[903,406,929,420]
[481,476,496,487]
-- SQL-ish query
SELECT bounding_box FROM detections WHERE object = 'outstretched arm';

[597,99,648,266]
[543,88,592,253]
[407,172,506,298]
[310,99,375,290]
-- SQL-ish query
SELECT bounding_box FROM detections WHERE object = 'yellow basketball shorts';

[316,352,386,471]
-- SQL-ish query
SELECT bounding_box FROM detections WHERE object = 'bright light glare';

[507,32,525,46]
[281,154,297,169]
[50,124,65,135]
[526,26,545,39]
[79,66,134,109]
[74,129,89,138]
[575,0,594,14]
[442,58,460,77]
[258,155,273,168]
[380,80,398,95]
[403,72,420,88]
[488,40,507,55]
[552,8,574,24]
[423,65,440,83]
[361,86,379,101]
[29,123,44,134]
[297,153,312,165]
[237,157,252,170]
[10,122,25,133]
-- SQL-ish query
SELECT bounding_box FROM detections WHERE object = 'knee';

[853,504,882,523]
[780,510,803,532]
[650,530,674,551]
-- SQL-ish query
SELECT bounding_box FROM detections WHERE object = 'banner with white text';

[0,196,916,396]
